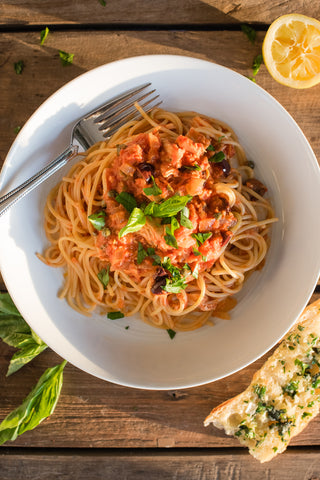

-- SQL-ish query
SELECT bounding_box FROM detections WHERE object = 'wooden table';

[1,1,320,478]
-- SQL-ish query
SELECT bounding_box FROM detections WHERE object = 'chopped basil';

[107,311,124,320]
[252,53,263,76]
[241,24,256,44]
[191,263,199,279]
[282,380,299,398]
[192,232,212,245]
[88,211,106,230]
[116,144,127,155]
[209,151,225,163]
[115,191,137,213]
[164,227,178,249]
[14,126,21,134]
[302,412,312,419]
[14,60,24,75]
[144,195,192,218]
[99,0,107,5]
[143,176,162,196]
[59,50,74,66]
[180,207,193,229]
[161,257,188,294]
[97,266,110,288]
[253,384,266,399]
[137,242,161,265]
[235,424,255,439]
[295,358,310,376]
[183,164,201,171]
[119,207,146,238]
[167,329,176,339]
[40,27,50,45]
[206,144,215,152]
[298,325,305,331]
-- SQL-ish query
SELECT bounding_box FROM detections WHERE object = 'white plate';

[1,55,320,390]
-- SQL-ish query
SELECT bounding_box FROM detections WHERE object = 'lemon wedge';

[262,13,320,88]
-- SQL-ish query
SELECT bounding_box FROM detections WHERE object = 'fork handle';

[0,145,78,217]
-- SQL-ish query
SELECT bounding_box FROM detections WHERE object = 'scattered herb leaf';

[97,266,110,289]
[252,53,263,76]
[143,176,162,196]
[14,126,21,134]
[115,191,137,213]
[241,24,256,44]
[0,360,67,446]
[88,211,106,230]
[14,60,24,75]
[119,207,146,238]
[144,195,192,218]
[40,27,50,45]
[167,329,176,339]
[191,232,212,246]
[59,50,74,66]
[107,311,125,320]
[209,151,225,163]
[180,207,193,229]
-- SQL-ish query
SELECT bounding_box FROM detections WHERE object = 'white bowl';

[1,55,320,390]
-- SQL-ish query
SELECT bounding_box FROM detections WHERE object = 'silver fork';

[0,83,161,217]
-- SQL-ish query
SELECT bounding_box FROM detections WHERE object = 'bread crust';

[204,298,320,462]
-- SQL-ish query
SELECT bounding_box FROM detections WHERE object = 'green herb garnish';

[180,206,193,229]
[206,144,215,152]
[192,232,212,245]
[14,126,21,134]
[88,211,106,230]
[209,151,225,163]
[302,412,312,419]
[40,27,50,45]
[115,191,137,213]
[137,242,161,265]
[183,164,201,171]
[241,24,256,44]
[0,360,66,446]
[282,380,299,398]
[144,195,192,218]
[119,207,146,238]
[143,176,162,196]
[59,50,74,66]
[97,266,110,289]
[14,60,24,75]
[167,329,176,339]
[252,53,263,76]
[164,217,180,249]
[253,384,266,399]
[0,293,47,376]
[107,311,125,320]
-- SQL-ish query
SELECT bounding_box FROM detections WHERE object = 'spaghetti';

[38,106,278,332]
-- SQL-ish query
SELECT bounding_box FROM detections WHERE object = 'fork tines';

[92,83,162,138]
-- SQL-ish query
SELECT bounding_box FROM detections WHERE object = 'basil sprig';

[144,195,192,218]
[192,232,212,245]
[180,206,193,229]
[97,266,110,289]
[164,217,180,249]
[0,360,67,446]
[161,257,188,294]
[0,293,47,376]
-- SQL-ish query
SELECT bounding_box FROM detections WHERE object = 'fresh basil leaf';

[192,232,212,245]
[146,195,192,218]
[0,293,47,376]
[14,126,21,134]
[137,242,148,264]
[14,60,24,75]
[40,27,49,45]
[167,329,176,339]
[119,208,146,238]
[164,228,178,249]
[99,0,107,5]
[59,50,74,66]
[115,192,137,213]
[180,207,193,229]
[0,360,67,445]
[143,176,162,196]
[206,144,215,152]
[241,24,256,44]
[7,341,47,377]
[97,266,110,288]
[189,263,199,279]
[252,53,263,76]
[88,211,106,230]
[107,311,125,320]
[209,151,225,163]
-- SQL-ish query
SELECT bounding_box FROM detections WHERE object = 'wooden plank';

[0,0,319,26]
[1,341,320,448]
[1,30,320,166]
[0,448,320,479]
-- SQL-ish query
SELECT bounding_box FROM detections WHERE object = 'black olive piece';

[151,267,169,295]
[134,162,155,183]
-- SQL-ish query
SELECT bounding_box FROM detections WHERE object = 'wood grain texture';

[0,0,319,26]
[0,448,320,479]
[1,30,320,165]
[1,339,320,449]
